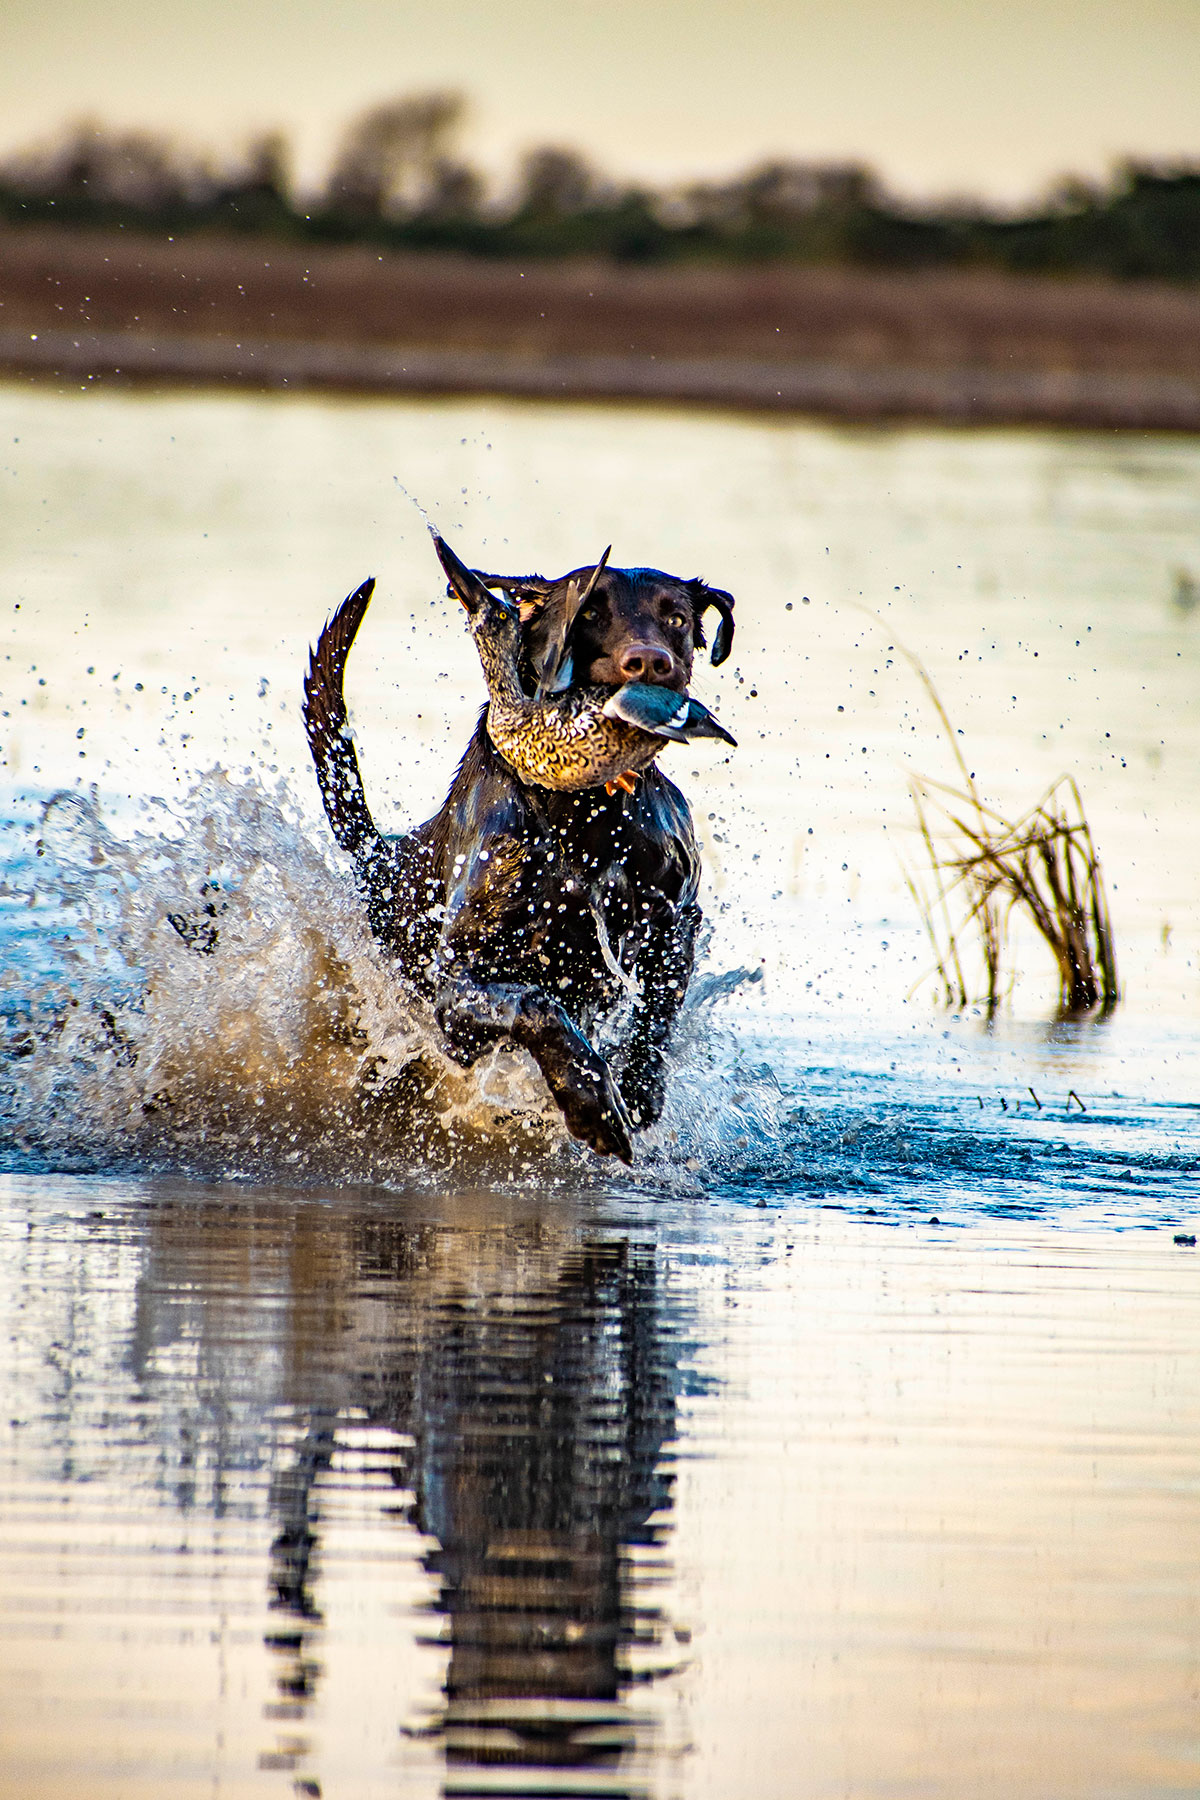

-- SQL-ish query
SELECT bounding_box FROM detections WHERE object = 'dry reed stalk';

[907,771,1118,1014]
[895,645,1118,1016]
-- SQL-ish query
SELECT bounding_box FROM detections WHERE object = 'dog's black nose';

[618,642,675,682]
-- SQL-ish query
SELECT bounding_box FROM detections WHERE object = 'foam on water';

[2,774,1197,1224]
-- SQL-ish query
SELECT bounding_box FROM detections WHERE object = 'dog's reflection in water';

[134,1195,687,1789]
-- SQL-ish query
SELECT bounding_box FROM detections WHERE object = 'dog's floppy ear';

[688,580,736,666]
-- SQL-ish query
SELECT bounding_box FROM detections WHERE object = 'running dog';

[301,536,735,1161]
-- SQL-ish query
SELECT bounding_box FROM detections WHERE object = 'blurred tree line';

[2,92,1199,281]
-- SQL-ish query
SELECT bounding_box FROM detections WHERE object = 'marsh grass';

[900,647,1118,1017]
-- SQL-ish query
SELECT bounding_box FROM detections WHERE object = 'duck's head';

[434,533,524,670]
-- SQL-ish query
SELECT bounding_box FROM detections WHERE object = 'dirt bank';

[3,225,1200,427]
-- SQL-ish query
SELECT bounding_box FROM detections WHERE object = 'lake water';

[1,383,1199,1797]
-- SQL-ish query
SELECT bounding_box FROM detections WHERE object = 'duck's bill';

[690,713,738,747]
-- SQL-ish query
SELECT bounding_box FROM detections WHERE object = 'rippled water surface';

[1,384,1199,1796]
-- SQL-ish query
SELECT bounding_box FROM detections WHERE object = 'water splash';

[392,477,441,541]
[0,776,771,1188]
[1,778,563,1182]
[1,777,1196,1221]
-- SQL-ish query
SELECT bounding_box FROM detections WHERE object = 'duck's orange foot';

[605,770,639,797]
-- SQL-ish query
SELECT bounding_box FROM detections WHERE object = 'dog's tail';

[302,578,383,860]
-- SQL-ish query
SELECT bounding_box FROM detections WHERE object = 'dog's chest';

[540,801,693,938]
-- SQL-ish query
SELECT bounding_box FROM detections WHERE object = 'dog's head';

[472,554,735,697]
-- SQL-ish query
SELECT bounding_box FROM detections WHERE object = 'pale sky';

[2,0,1199,206]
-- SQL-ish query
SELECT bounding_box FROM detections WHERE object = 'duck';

[600,682,737,747]
[435,534,736,795]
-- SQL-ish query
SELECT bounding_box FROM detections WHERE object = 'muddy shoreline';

[4,224,1200,428]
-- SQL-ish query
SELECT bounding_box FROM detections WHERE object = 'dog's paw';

[553,1060,635,1163]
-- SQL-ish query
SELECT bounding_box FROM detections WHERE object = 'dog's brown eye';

[667,611,687,630]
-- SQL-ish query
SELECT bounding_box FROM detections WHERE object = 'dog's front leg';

[615,903,701,1127]
[436,977,635,1162]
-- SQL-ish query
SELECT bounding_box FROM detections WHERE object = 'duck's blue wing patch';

[602,683,691,739]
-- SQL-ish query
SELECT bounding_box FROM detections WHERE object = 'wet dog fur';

[301,537,735,1160]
